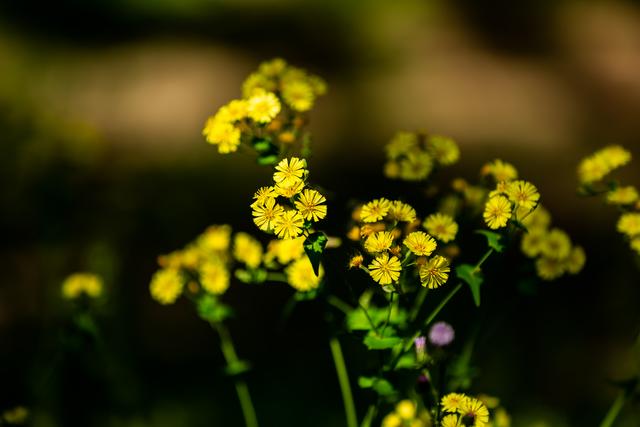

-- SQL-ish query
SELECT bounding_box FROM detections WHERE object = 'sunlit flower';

[607,186,639,205]
[258,57,287,76]
[427,135,460,165]
[286,257,323,292]
[483,196,512,229]
[388,200,417,222]
[368,253,402,285]
[273,157,307,188]
[381,413,403,427]
[521,228,547,258]
[541,228,571,260]
[395,400,417,420]
[507,180,540,212]
[403,231,437,256]
[294,189,327,221]
[282,80,315,111]
[360,198,391,223]
[233,232,263,269]
[273,210,305,239]
[423,213,458,243]
[419,255,450,289]
[441,414,462,427]
[199,260,230,295]
[441,393,468,413]
[399,151,433,181]
[62,273,103,300]
[364,231,395,253]
[459,398,490,427]
[264,237,305,264]
[217,99,248,122]
[578,154,609,184]
[247,90,281,123]
[150,268,184,305]
[252,186,277,207]
[600,145,631,169]
[386,131,418,159]
[202,119,241,153]
[252,198,285,232]
[617,212,640,237]
[521,205,551,229]
[198,225,232,252]
[275,180,306,198]
[481,159,518,182]
[348,254,364,269]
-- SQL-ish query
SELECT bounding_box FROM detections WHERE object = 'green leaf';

[358,376,396,396]
[197,295,234,322]
[257,154,279,165]
[224,360,252,377]
[346,310,374,331]
[363,332,402,350]
[456,264,484,307]
[395,352,417,369]
[475,230,504,253]
[303,232,328,276]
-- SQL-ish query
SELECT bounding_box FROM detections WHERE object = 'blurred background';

[1,0,640,425]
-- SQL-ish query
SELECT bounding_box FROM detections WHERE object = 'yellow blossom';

[233,232,263,269]
[282,80,315,111]
[199,261,230,295]
[242,72,276,98]
[217,99,248,122]
[459,398,489,427]
[536,257,565,280]
[368,253,402,285]
[404,231,437,256]
[441,414,462,427]
[364,231,395,253]
[399,151,433,181]
[423,213,458,243]
[607,186,639,205]
[286,257,323,292]
[273,210,305,239]
[198,225,232,252]
[62,273,103,299]
[541,228,571,259]
[202,118,241,153]
[565,245,586,274]
[265,237,305,264]
[396,400,417,420]
[388,200,417,222]
[419,255,450,289]
[258,58,287,76]
[275,180,305,198]
[247,90,281,123]
[483,196,512,229]
[481,159,518,182]
[600,145,631,169]
[386,131,418,159]
[273,157,307,188]
[507,180,540,212]
[252,186,277,207]
[252,198,285,232]
[348,254,364,269]
[578,154,609,184]
[521,228,547,258]
[382,413,403,427]
[360,198,391,223]
[294,189,327,221]
[617,212,640,237]
[150,268,184,305]
[521,205,551,229]
[441,393,468,413]
[427,135,460,165]
[384,161,401,179]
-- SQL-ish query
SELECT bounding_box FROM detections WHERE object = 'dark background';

[1,0,640,425]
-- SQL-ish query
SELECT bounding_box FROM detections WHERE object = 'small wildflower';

[441,414,462,427]
[441,393,467,413]
[286,257,323,292]
[521,205,551,229]
[565,245,586,274]
[275,180,305,198]
[202,119,241,153]
[386,131,418,159]
[617,212,640,237]
[348,254,364,269]
[294,189,327,221]
[459,398,490,427]
[419,255,450,289]
[427,135,460,165]
[483,196,512,230]
[403,231,437,256]
[198,225,232,252]
[273,157,307,188]
[247,90,281,123]
[264,237,305,264]
[482,159,518,182]
[507,180,540,212]
[381,413,403,427]
[282,80,315,111]
[423,213,458,243]
[399,151,433,181]
[541,228,571,260]
[521,228,547,258]
[62,273,103,299]
[252,186,277,207]
[536,257,565,280]
[396,400,417,420]
[252,198,285,232]
[428,321,455,346]
[606,186,638,205]
[389,200,417,222]
[578,154,609,184]
[199,261,230,295]
[360,198,391,223]
[600,145,632,169]
[368,252,402,285]
[364,231,395,253]
[233,232,263,269]
[150,268,184,305]
[273,210,305,239]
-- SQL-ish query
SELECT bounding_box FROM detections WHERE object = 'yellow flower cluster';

[518,205,586,280]
[263,236,324,292]
[203,58,326,154]
[381,400,432,427]
[2,406,29,425]
[348,198,453,289]
[251,157,327,239]
[481,161,540,230]
[577,145,631,184]
[61,273,103,300]
[384,132,460,181]
[440,393,490,427]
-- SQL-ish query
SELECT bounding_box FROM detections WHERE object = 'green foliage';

[197,295,234,323]
[475,230,504,253]
[346,306,408,332]
[363,329,402,350]
[304,231,328,275]
[358,376,396,396]
[252,137,279,165]
[456,264,483,307]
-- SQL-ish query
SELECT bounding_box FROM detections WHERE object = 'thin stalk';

[381,293,394,335]
[329,337,358,427]
[409,288,428,322]
[327,295,354,315]
[599,392,625,427]
[360,404,376,427]
[213,323,259,427]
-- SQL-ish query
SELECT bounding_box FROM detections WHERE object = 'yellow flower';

[286,257,323,292]
[198,225,232,252]
[565,245,586,274]
[423,213,458,243]
[507,180,540,212]
[459,398,489,427]
[521,205,551,230]
[427,135,460,166]
[521,228,547,258]
[617,212,640,237]
[273,210,305,239]
[630,237,640,255]
[368,252,402,285]
[265,237,305,264]
[202,118,241,153]
[150,268,184,304]
[388,200,417,222]
[282,80,315,111]
[607,186,639,205]
[273,157,307,188]
[536,257,565,280]
[483,196,512,229]
[441,393,468,413]
[419,255,450,289]
[396,400,417,420]
[216,99,248,122]
[488,181,512,198]
[541,228,571,259]
[61,273,103,299]
[441,414,462,427]
[600,145,631,169]
[295,189,327,221]
[275,180,305,198]
[578,154,609,184]
[233,232,263,269]
[493,408,511,427]
[199,261,230,295]
[247,90,281,123]
[364,231,395,253]
[242,72,276,98]
[381,413,403,427]
[348,254,364,269]
[252,198,285,232]
[404,231,437,256]
[399,151,433,181]
[252,186,277,207]
[360,198,391,223]
[258,58,287,76]
[386,131,418,159]
[481,159,518,182]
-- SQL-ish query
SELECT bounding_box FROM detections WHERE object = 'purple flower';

[414,336,427,362]
[428,321,455,347]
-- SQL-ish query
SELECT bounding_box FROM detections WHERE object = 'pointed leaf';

[363,333,402,350]
[475,230,504,253]
[456,264,484,307]
[304,232,328,275]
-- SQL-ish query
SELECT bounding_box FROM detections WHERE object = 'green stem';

[360,404,376,427]
[381,293,394,335]
[409,288,428,322]
[327,295,354,315]
[329,337,358,427]
[213,323,259,427]
[599,392,625,427]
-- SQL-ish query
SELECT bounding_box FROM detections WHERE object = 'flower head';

[202,118,241,153]
[536,257,565,280]
[403,231,437,256]
[541,228,571,260]
[507,180,540,212]
[273,210,305,239]
[565,245,586,274]
[252,186,277,207]
[233,232,263,269]
[386,131,418,159]
[459,398,490,427]
[247,90,281,123]
[264,237,305,264]
[395,400,417,420]
[481,159,518,182]
[198,225,232,252]
[252,198,285,232]
[199,260,230,295]
[427,135,460,165]
[150,268,184,304]
[419,255,450,289]
[429,321,455,346]
[368,252,402,285]
[388,200,417,222]
[294,189,327,221]
[364,231,395,253]
[441,393,468,413]
[360,198,391,223]
[62,273,103,300]
[607,186,639,205]
[617,212,640,238]
[483,196,512,230]
[423,213,458,243]
[273,157,307,188]
[286,257,323,292]
[282,80,315,111]
[441,414,463,427]
[399,151,433,181]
